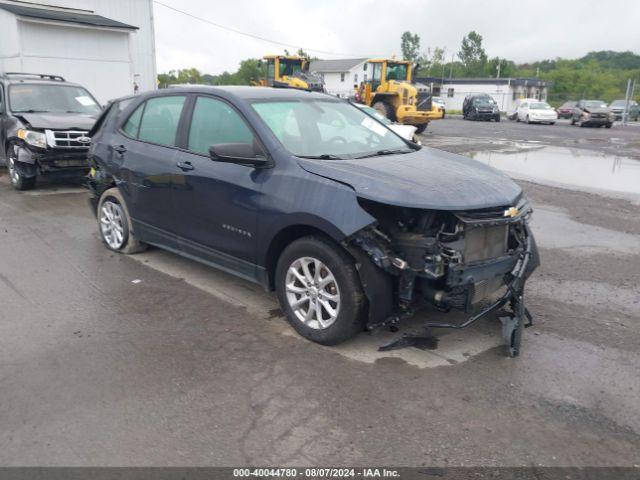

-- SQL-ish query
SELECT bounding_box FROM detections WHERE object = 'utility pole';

[496,60,501,79]
[623,78,632,125]
[449,54,454,79]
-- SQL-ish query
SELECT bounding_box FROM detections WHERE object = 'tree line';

[158,32,639,105]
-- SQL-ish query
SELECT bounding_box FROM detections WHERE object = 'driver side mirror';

[209,143,272,168]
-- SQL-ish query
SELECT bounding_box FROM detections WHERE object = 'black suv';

[87,86,538,356]
[0,72,101,190]
[462,94,500,121]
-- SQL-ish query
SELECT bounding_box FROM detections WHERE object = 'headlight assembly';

[17,129,47,149]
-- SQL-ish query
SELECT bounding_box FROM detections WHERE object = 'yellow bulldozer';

[356,58,442,133]
[252,55,325,92]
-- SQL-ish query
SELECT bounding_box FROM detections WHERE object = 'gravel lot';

[0,118,639,467]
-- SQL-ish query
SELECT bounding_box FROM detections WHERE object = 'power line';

[153,1,375,58]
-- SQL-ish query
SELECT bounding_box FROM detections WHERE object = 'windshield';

[610,100,627,107]
[359,105,392,125]
[560,101,576,108]
[252,99,412,159]
[530,102,552,110]
[584,100,607,108]
[279,59,303,77]
[385,63,409,81]
[473,96,495,106]
[9,84,100,114]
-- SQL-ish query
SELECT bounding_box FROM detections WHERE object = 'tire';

[526,115,531,124]
[570,118,576,125]
[6,144,36,191]
[495,116,501,122]
[441,110,445,119]
[550,122,555,125]
[605,123,612,128]
[97,187,147,254]
[415,123,428,134]
[275,236,366,346]
[372,100,395,122]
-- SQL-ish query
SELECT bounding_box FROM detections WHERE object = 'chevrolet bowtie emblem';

[503,207,520,218]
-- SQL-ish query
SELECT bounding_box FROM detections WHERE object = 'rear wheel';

[372,101,395,121]
[275,236,365,345]
[6,144,36,191]
[97,187,147,254]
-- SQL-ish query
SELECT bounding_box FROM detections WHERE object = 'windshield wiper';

[355,149,413,159]
[13,109,50,113]
[297,154,343,160]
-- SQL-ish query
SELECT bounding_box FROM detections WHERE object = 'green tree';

[458,31,487,75]
[401,31,421,62]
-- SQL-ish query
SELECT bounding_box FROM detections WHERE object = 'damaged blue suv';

[87,86,539,356]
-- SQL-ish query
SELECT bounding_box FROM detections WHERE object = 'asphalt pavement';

[0,118,639,467]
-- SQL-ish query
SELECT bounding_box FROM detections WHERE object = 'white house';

[0,0,157,103]
[310,58,367,98]
[416,76,552,113]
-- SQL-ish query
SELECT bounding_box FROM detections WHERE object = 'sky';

[153,0,640,75]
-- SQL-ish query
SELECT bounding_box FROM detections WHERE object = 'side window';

[0,84,4,113]
[187,96,254,155]
[122,103,145,138]
[138,96,186,146]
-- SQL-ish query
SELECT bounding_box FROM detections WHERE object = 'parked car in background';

[0,72,101,190]
[571,100,614,128]
[86,86,538,356]
[556,101,576,119]
[516,100,558,124]
[432,96,446,118]
[355,103,419,142]
[609,99,639,121]
[462,94,500,121]
[507,98,538,120]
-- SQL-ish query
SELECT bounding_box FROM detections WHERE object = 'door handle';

[176,161,194,171]
[111,144,127,154]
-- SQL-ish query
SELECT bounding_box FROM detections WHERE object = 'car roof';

[1,74,82,88]
[152,85,333,102]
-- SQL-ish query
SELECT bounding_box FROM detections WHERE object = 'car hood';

[296,147,522,210]
[15,112,98,131]
[583,107,611,114]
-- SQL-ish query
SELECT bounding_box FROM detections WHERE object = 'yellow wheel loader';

[356,59,442,133]
[252,55,325,92]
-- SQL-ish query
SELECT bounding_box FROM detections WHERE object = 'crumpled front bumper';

[15,145,89,178]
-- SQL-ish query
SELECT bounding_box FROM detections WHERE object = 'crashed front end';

[346,196,539,356]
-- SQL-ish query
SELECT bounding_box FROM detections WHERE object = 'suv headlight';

[17,129,47,149]
[492,106,499,113]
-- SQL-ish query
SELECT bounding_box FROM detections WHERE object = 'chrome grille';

[45,130,90,149]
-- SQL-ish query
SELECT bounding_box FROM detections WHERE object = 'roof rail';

[4,72,66,81]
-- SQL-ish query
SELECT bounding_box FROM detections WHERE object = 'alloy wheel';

[100,200,126,249]
[285,256,341,330]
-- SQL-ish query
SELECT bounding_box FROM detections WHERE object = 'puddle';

[466,146,640,197]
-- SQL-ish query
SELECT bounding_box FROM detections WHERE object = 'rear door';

[0,83,6,162]
[171,94,265,272]
[116,94,188,244]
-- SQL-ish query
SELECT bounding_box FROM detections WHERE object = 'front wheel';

[372,101,395,122]
[6,144,36,191]
[275,236,365,345]
[605,123,612,128]
[415,123,428,134]
[97,187,147,254]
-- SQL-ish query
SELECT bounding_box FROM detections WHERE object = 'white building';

[0,0,157,103]
[417,76,551,113]
[310,58,367,98]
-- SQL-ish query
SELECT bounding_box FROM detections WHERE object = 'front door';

[0,84,6,162]
[171,95,265,272]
